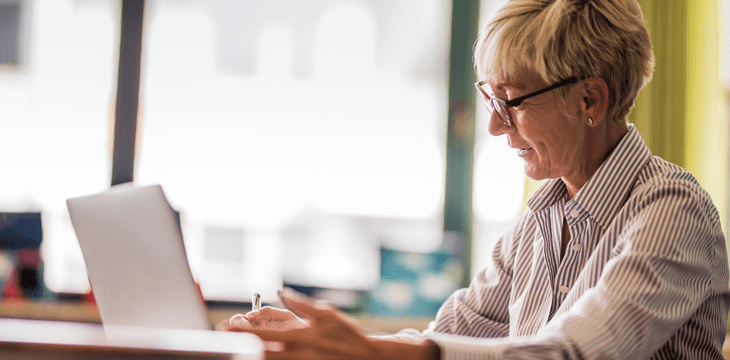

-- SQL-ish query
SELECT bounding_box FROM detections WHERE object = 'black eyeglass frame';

[474,76,579,126]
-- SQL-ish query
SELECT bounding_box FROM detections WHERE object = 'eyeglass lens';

[476,87,512,127]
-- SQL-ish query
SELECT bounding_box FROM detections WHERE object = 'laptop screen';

[67,184,211,331]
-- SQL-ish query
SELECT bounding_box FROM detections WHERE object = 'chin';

[524,164,549,181]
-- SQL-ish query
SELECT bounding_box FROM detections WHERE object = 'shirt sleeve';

[427,181,728,359]
[420,211,536,341]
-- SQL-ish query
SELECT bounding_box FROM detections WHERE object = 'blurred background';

[0,0,727,329]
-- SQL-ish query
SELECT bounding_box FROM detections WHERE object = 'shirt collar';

[527,124,652,229]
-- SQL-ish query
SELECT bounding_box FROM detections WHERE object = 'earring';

[587,117,594,125]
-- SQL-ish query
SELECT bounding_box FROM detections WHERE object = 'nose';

[487,110,511,137]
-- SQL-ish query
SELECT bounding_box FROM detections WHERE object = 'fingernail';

[230,313,244,326]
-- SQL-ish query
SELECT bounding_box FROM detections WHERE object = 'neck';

[563,121,629,198]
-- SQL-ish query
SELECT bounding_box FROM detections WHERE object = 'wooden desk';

[0,300,100,324]
[0,299,433,334]
[12,300,726,358]
[0,318,262,359]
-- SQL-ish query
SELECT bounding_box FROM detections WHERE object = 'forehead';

[487,71,542,92]
[490,77,525,91]
[477,50,532,90]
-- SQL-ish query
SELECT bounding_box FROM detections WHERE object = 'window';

[471,0,526,274]
[0,0,119,294]
[0,1,21,65]
[136,0,452,302]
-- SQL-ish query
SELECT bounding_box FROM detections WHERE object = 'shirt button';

[572,243,581,252]
[559,285,569,294]
[569,209,580,218]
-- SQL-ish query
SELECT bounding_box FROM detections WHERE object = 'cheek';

[519,113,577,161]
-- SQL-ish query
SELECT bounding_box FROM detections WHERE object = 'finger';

[230,313,245,325]
[278,293,359,332]
[229,314,255,330]
[246,307,277,322]
[215,319,233,331]
[216,323,231,331]
[243,313,262,323]
[279,288,335,310]
[315,307,365,331]
[278,289,327,320]
[246,327,310,342]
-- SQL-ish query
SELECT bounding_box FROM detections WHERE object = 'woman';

[223,0,730,359]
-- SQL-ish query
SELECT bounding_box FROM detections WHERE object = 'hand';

[222,306,310,331]
[233,288,439,360]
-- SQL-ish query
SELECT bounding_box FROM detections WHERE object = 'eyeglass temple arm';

[504,77,579,107]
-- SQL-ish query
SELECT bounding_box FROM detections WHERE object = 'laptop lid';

[67,184,211,331]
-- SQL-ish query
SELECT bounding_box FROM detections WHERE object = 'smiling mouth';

[518,148,532,156]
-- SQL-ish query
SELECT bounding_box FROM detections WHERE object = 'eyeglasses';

[474,77,578,127]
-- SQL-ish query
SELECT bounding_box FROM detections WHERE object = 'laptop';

[67,184,212,331]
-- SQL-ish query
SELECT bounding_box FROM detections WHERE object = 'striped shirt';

[406,125,730,359]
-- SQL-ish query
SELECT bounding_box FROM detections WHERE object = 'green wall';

[631,0,729,237]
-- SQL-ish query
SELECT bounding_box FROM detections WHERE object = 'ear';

[580,77,608,127]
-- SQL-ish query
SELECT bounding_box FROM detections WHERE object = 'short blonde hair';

[474,0,654,122]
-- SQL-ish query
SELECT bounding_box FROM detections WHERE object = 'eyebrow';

[492,79,526,92]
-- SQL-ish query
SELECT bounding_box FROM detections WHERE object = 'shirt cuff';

[386,328,426,344]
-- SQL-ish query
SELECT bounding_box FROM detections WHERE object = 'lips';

[508,139,532,157]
